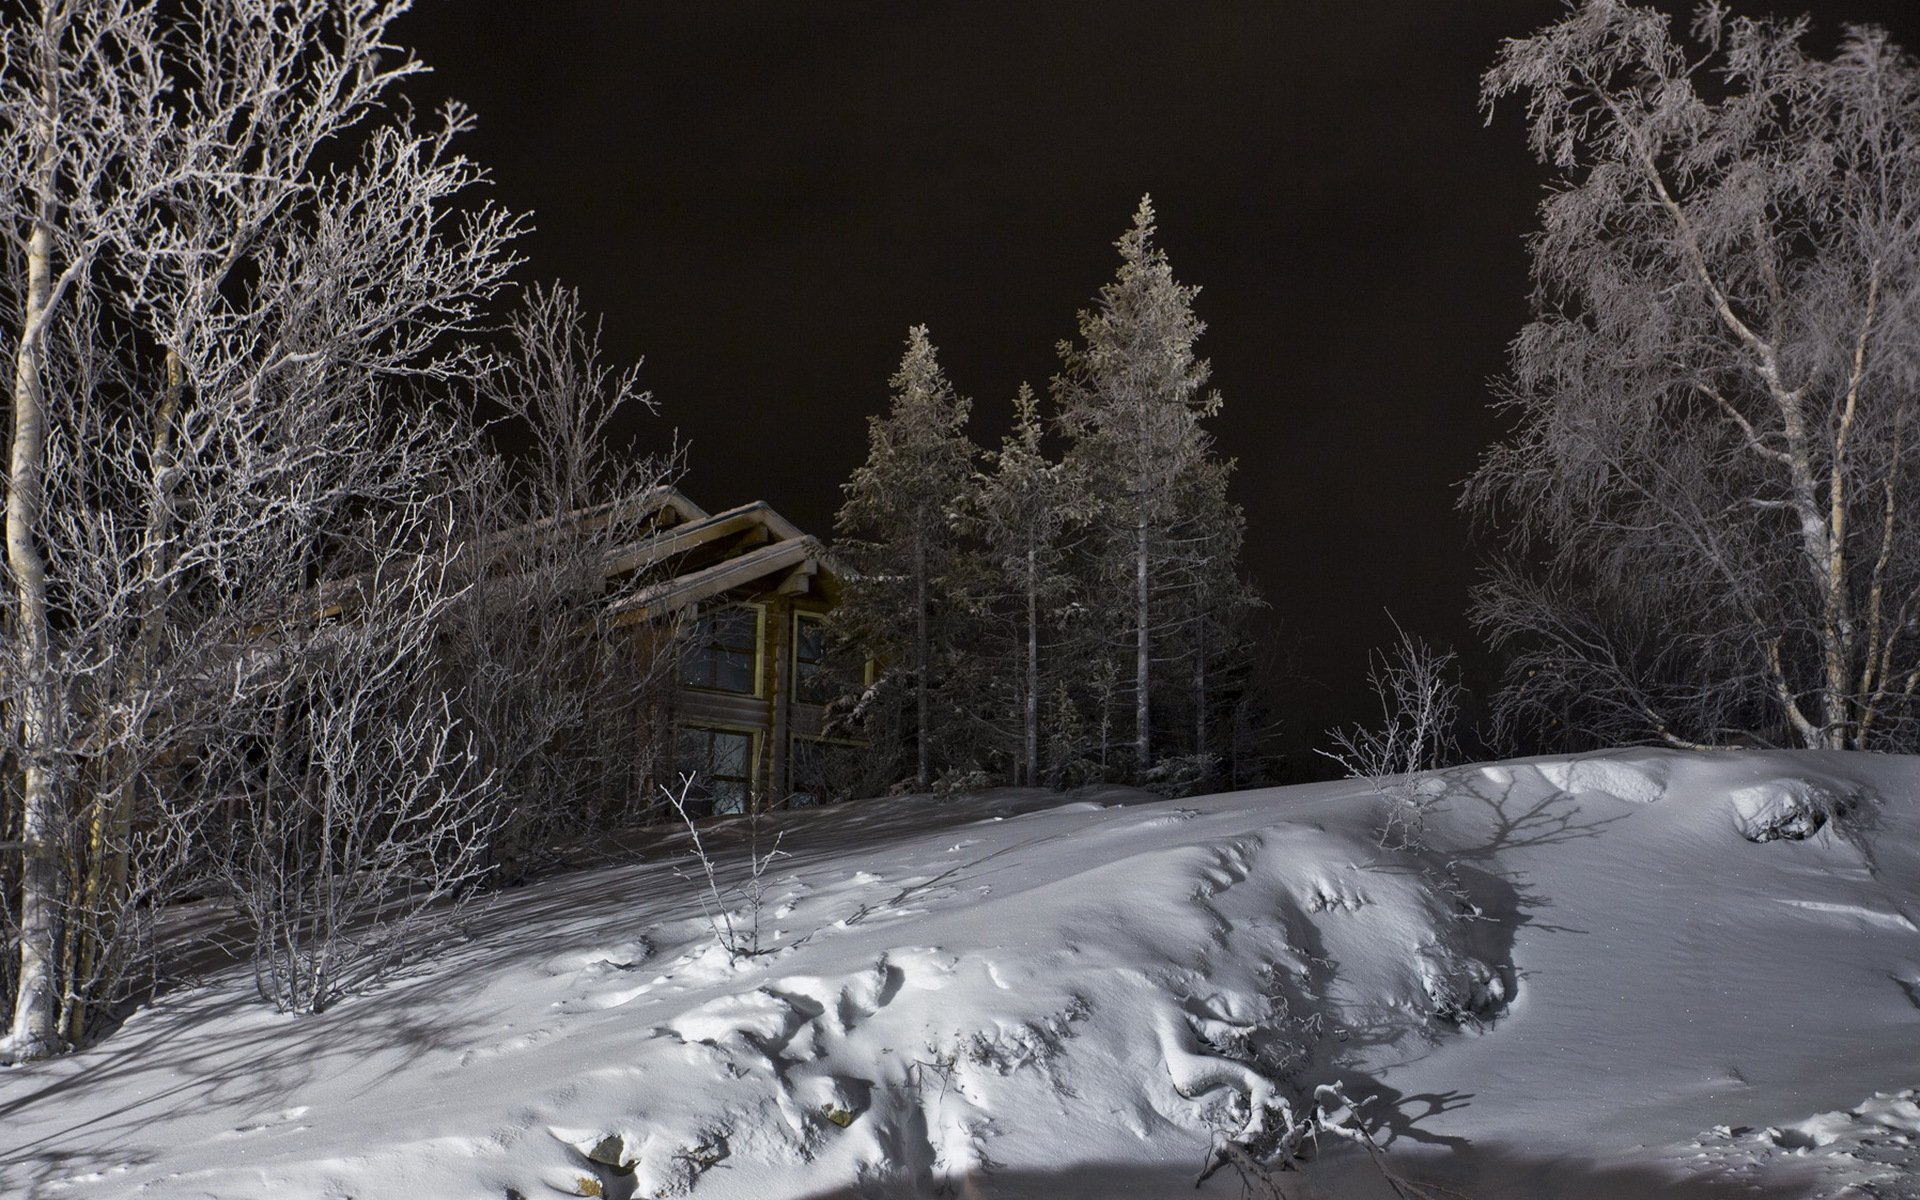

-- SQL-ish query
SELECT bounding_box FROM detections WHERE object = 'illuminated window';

[677,725,755,815]
[680,605,759,694]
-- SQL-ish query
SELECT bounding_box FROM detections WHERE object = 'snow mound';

[510,825,1511,1199]
[5,750,1920,1200]
[1692,1089,1920,1197]
[1534,753,1669,804]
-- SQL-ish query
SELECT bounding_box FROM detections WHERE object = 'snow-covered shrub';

[1322,623,1464,849]
[660,776,788,962]
[1142,752,1217,797]
[212,544,499,1015]
[1729,779,1862,843]
[932,765,994,797]
[1419,942,1510,1026]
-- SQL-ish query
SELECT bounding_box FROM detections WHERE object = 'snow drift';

[2,749,1917,1199]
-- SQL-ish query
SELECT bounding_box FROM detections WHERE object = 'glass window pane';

[678,643,707,687]
[715,607,756,652]
[714,652,753,693]
[681,606,759,694]
[793,614,832,703]
[711,780,748,816]
[712,730,748,775]
[796,617,826,663]
[676,726,756,817]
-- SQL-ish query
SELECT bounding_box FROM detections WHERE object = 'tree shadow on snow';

[1428,766,1642,940]
[0,960,487,1169]
[1443,765,1634,863]
[787,1140,1822,1200]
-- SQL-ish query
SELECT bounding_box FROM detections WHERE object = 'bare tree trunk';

[0,0,520,1054]
[1477,14,1920,755]
[1193,594,1208,776]
[1024,544,1039,787]
[1135,513,1151,772]
[69,352,185,1045]
[916,527,930,789]
[1640,123,1870,753]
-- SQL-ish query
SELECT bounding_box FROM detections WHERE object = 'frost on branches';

[0,0,523,1058]
[1472,0,1920,753]
[831,200,1265,796]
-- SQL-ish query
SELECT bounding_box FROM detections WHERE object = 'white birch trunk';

[6,211,62,1061]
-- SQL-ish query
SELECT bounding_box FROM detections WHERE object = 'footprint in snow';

[540,939,652,977]
[222,1106,312,1137]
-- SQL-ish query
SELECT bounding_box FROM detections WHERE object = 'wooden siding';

[616,488,844,812]
[664,592,836,808]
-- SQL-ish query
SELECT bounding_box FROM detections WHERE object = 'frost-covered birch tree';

[1472,0,1920,752]
[834,326,977,791]
[1054,195,1232,777]
[446,282,681,877]
[0,0,517,1059]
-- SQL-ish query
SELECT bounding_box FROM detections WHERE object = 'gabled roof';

[302,486,828,627]
[600,491,836,622]
[501,485,708,562]
[305,486,711,622]
[610,535,828,622]
[601,500,802,577]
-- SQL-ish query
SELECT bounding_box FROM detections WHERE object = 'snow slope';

[1,750,1916,1199]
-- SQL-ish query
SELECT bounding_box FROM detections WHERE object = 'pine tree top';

[836,325,976,542]
[1054,195,1218,442]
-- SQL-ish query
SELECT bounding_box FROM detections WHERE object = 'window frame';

[790,610,833,704]
[675,723,760,816]
[678,602,765,697]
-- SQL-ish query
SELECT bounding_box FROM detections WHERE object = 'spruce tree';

[1163,446,1261,790]
[966,384,1086,786]
[1054,195,1227,779]
[834,326,977,790]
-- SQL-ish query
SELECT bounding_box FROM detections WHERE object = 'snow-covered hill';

[3,750,1917,1199]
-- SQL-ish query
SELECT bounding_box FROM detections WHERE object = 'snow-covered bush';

[1730,779,1863,844]
[1322,623,1464,848]
[211,540,498,1015]
[660,776,788,963]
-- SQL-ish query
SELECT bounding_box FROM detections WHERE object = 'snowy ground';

[2,749,1918,1199]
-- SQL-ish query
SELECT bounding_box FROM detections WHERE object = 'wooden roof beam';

[610,536,825,623]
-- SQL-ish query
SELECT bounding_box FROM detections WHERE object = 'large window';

[677,725,756,816]
[680,604,760,694]
[791,612,834,704]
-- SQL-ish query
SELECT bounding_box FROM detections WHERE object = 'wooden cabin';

[604,489,852,815]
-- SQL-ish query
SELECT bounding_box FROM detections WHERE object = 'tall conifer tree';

[1054,196,1227,777]
[967,384,1084,785]
[835,326,976,790]
[1165,446,1260,789]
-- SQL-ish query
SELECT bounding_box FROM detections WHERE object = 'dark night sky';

[397,1,1920,760]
